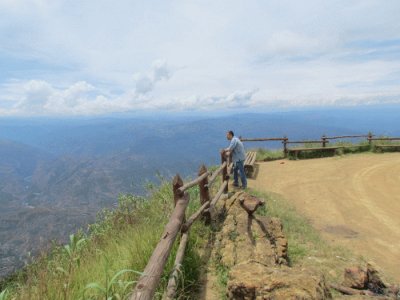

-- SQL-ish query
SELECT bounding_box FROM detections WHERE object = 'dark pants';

[233,160,247,188]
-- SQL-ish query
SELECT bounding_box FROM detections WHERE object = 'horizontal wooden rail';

[325,134,371,140]
[286,140,327,144]
[163,232,189,300]
[181,200,210,232]
[368,137,400,141]
[240,137,287,141]
[207,161,227,187]
[131,191,189,300]
[177,171,210,193]
[209,180,228,218]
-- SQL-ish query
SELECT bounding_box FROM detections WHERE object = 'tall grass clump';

[1,179,212,300]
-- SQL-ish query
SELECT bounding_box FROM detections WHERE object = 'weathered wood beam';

[130,190,189,300]
[177,171,210,193]
[198,165,211,205]
[181,200,210,232]
[368,137,400,141]
[286,140,327,144]
[172,174,184,207]
[207,161,227,188]
[221,153,228,193]
[326,134,372,140]
[240,138,287,141]
[162,232,189,300]
[209,180,228,219]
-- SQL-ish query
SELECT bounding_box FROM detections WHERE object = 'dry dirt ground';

[249,152,400,282]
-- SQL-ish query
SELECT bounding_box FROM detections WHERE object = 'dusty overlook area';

[199,153,400,299]
[249,153,400,283]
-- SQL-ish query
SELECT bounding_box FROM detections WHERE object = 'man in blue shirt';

[222,130,247,189]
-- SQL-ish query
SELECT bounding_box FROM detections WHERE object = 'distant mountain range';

[1,105,399,278]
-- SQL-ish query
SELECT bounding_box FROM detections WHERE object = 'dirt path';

[249,153,400,282]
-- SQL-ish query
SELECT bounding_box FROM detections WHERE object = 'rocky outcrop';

[215,191,332,299]
[331,263,400,299]
[343,266,368,290]
[228,262,332,299]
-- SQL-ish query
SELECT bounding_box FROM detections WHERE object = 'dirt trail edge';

[249,153,400,282]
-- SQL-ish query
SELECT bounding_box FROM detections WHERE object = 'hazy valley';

[1,106,399,278]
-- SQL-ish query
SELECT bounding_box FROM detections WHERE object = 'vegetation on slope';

[0,181,212,300]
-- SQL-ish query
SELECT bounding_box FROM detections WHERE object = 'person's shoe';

[233,183,239,187]
[241,186,247,190]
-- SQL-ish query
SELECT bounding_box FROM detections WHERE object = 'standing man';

[222,130,247,189]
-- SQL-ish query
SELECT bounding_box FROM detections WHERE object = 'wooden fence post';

[368,132,373,147]
[198,165,211,223]
[163,232,189,300]
[198,165,210,205]
[322,135,327,148]
[131,175,189,300]
[172,174,184,207]
[221,152,228,193]
[283,137,288,157]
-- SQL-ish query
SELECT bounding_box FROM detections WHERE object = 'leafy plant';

[64,233,87,267]
[84,269,141,300]
[0,289,9,300]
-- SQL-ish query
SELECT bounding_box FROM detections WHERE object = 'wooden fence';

[241,133,376,156]
[130,132,400,299]
[130,152,232,300]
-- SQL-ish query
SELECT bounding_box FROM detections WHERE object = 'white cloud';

[133,60,172,94]
[1,1,400,115]
[0,61,175,115]
[260,31,327,58]
[156,89,259,111]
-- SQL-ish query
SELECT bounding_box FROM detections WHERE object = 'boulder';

[239,194,264,215]
[343,266,368,289]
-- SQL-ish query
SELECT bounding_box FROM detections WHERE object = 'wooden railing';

[241,133,377,156]
[130,152,232,300]
[130,132,400,299]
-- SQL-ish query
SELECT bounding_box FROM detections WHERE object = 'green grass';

[0,181,213,300]
[253,148,285,161]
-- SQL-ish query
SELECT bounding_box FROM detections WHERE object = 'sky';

[0,0,400,116]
